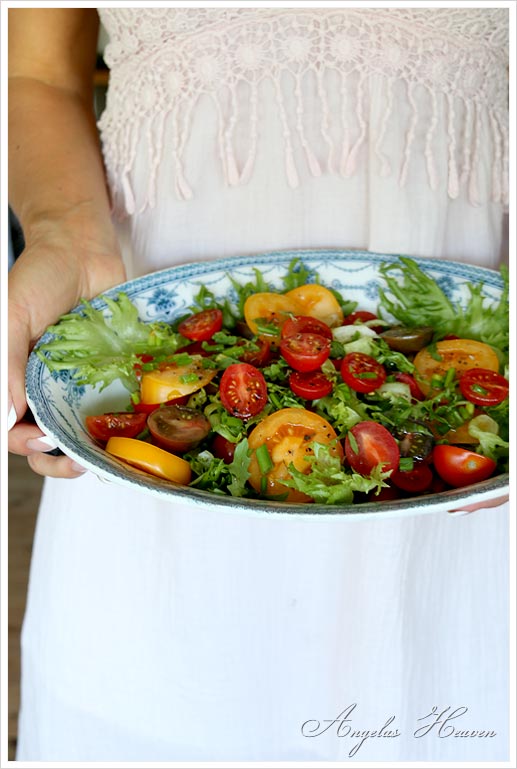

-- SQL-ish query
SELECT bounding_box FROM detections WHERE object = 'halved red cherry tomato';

[147,405,211,453]
[340,353,387,393]
[432,445,497,487]
[289,370,333,400]
[85,412,147,442]
[280,332,331,373]
[390,463,434,493]
[178,308,223,342]
[236,337,271,367]
[459,368,509,407]
[343,311,380,328]
[220,362,268,419]
[212,434,237,464]
[281,315,333,340]
[394,372,425,401]
[344,421,400,476]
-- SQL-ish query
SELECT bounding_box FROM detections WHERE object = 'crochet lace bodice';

[98,7,508,217]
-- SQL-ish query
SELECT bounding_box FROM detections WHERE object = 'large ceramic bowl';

[26,249,509,520]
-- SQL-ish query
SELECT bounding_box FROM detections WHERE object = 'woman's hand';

[8,209,126,478]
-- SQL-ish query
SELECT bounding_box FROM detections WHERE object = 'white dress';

[17,7,510,762]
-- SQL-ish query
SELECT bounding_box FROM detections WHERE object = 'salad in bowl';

[27,250,509,518]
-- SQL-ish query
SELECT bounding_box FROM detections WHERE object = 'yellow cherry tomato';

[285,284,344,328]
[243,293,304,337]
[413,339,500,396]
[140,355,217,404]
[106,437,192,484]
[247,407,343,503]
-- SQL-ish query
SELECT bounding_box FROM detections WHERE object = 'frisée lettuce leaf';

[377,257,509,356]
[36,293,185,392]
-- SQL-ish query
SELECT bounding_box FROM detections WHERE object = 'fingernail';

[71,462,87,474]
[26,436,59,452]
[8,404,17,431]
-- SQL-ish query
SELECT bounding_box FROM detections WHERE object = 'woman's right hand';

[8,209,126,478]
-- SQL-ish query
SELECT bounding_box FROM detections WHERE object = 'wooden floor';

[8,454,43,761]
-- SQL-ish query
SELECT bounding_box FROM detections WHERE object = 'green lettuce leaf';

[281,442,391,505]
[377,257,509,356]
[36,293,184,392]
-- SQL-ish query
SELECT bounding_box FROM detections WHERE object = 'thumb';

[8,300,32,430]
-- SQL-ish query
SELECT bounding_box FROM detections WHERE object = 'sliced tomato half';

[280,332,331,372]
[281,315,333,340]
[289,370,333,400]
[344,421,400,476]
[340,353,387,394]
[85,412,147,442]
[178,308,223,341]
[459,368,509,407]
[219,362,268,419]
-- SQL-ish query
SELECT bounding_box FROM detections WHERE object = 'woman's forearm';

[8,7,123,293]
[9,76,114,244]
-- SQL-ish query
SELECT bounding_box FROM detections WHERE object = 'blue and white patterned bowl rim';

[26,249,509,520]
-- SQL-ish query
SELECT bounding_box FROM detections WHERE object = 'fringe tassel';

[468,102,481,206]
[399,81,418,187]
[294,73,322,177]
[274,77,299,188]
[339,71,351,176]
[375,77,394,178]
[343,74,367,177]
[316,69,335,174]
[488,110,502,204]
[446,94,459,199]
[239,80,259,184]
[424,87,439,191]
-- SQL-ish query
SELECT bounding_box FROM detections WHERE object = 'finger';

[448,495,509,516]
[8,421,57,456]
[7,301,32,432]
[26,452,86,479]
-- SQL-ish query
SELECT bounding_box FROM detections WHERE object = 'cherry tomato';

[285,284,344,327]
[432,445,497,487]
[244,293,303,337]
[289,370,333,400]
[147,405,211,453]
[236,337,271,367]
[133,395,190,414]
[459,368,509,407]
[344,421,400,476]
[212,434,237,464]
[281,315,333,340]
[85,412,147,442]
[178,308,223,342]
[219,362,268,419]
[280,332,331,372]
[340,353,387,393]
[342,311,383,332]
[394,372,425,401]
[106,437,192,484]
[140,356,217,404]
[247,408,343,502]
[390,463,434,493]
[413,339,499,396]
